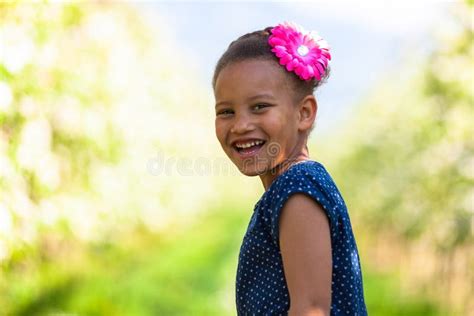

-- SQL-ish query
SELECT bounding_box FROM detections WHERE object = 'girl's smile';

[232,138,266,159]
[214,59,314,188]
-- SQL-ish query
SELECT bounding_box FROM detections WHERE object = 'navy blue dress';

[235,160,367,315]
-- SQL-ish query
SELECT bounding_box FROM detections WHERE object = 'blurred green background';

[0,1,472,315]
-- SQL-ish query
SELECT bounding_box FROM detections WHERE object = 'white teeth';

[235,140,264,149]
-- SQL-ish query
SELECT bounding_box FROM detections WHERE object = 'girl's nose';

[230,113,255,134]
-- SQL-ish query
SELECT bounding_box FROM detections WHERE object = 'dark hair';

[212,26,331,103]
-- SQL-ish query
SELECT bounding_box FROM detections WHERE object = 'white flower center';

[297,45,309,56]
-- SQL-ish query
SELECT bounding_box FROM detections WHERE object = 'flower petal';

[280,53,293,65]
[313,66,322,81]
[315,62,324,76]
[306,65,314,78]
[286,59,299,71]
[295,64,305,77]
[269,37,286,47]
[272,45,287,57]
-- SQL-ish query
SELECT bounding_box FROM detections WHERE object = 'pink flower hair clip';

[268,22,331,81]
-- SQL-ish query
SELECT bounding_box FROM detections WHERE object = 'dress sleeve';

[263,166,341,248]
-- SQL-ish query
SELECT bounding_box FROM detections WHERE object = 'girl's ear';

[298,95,317,132]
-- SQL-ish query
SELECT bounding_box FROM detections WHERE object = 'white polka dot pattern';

[235,160,368,315]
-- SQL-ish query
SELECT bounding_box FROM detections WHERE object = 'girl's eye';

[216,109,233,116]
[254,103,270,111]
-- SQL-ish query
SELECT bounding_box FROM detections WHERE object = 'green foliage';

[364,271,444,316]
[1,208,247,315]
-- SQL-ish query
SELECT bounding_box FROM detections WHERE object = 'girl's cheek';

[265,114,285,128]
[215,123,227,143]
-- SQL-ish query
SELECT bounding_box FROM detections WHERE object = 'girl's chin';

[238,168,261,177]
[227,152,277,176]
[237,163,269,177]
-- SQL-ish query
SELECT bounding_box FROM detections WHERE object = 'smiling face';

[214,58,313,185]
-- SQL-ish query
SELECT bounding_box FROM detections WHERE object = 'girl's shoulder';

[262,159,345,212]
[270,160,332,191]
[258,159,348,244]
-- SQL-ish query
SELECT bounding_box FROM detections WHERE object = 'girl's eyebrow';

[247,93,275,101]
[216,93,276,108]
[215,101,231,108]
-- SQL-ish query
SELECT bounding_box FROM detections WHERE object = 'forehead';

[214,59,292,103]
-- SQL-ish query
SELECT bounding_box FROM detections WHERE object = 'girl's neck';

[260,144,310,190]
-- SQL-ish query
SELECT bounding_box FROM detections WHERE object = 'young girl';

[212,22,367,315]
